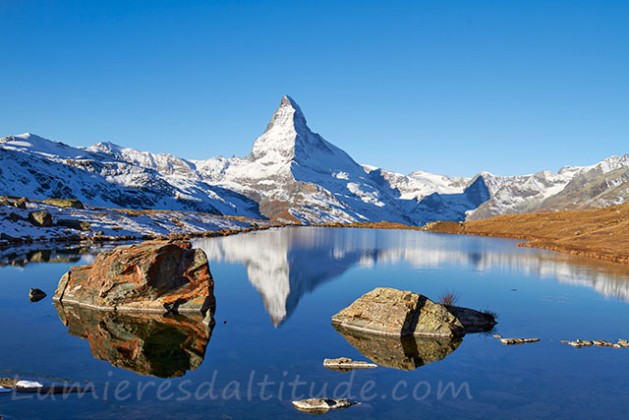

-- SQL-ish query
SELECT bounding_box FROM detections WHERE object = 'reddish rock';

[53,240,215,316]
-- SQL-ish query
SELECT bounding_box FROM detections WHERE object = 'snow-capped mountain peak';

[2,96,627,226]
[252,95,308,161]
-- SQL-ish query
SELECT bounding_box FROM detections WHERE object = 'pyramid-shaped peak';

[264,95,308,133]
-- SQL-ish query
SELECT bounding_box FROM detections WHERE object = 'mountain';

[198,96,415,224]
[1,96,628,225]
[0,133,262,218]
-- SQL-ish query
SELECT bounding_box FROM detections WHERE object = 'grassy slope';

[425,203,629,264]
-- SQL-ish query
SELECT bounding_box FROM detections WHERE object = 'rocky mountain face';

[1,96,627,225]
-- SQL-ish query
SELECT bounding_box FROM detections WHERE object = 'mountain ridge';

[2,96,628,225]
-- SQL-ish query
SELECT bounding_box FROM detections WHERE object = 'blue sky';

[1,0,628,177]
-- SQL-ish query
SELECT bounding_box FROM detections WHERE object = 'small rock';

[13,197,28,209]
[323,357,377,371]
[28,210,53,227]
[561,339,629,348]
[0,377,92,395]
[57,219,92,231]
[617,339,629,348]
[292,398,358,413]
[29,288,47,302]
[496,336,540,345]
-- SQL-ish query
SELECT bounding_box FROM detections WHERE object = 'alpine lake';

[1,226,629,419]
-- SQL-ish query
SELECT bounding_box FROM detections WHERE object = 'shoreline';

[423,204,629,266]
[3,199,628,267]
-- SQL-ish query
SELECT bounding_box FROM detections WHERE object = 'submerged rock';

[333,324,461,370]
[53,239,215,316]
[493,335,540,345]
[29,288,47,302]
[323,357,377,371]
[561,339,629,349]
[292,398,358,413]
[331,287,495,338]
[55,302,213,377]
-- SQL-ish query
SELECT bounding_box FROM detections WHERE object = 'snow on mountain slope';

[2,97,628,226]
[377,168,469,201]
[0,133,262,218]
[537,155,629,211]
[199,96,414,224]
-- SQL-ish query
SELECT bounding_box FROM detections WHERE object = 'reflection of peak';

[195,227,629,328]
[195,229,363,326]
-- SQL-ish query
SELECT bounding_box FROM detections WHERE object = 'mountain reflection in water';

[55,303,213,378]
[194,227,629,325]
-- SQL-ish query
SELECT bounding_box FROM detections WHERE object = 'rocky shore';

[0,196,278,249]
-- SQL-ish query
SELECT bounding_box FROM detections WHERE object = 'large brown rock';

[55,303,212,378]
[332,287,465,337]
[53,240,215,316]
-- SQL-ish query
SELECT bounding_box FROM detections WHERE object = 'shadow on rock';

[55,303,213,378]
[333,325,462,371]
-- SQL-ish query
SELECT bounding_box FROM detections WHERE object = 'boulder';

[56,218,92,231]
[53,240,215,317]
[43,198,85,209]
[332,287,464,337]
[55,303,212,377]
[331,288,496,338]
[27,210,53,227]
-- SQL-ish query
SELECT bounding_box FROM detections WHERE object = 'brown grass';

[438,290,460,306]
[319,221,424,231]
[425,203,629,264]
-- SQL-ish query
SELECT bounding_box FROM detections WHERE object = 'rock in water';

[53,240,215,317]
[27,210,53,227]
[29,288,47,302]
[292,398,357,413]
[332,287,495,338]
[493,335,540,345]
[323,357,377,371]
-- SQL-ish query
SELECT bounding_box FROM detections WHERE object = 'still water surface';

[1,227,629,419]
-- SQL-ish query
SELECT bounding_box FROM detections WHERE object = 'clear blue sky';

[1,0,628,177]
